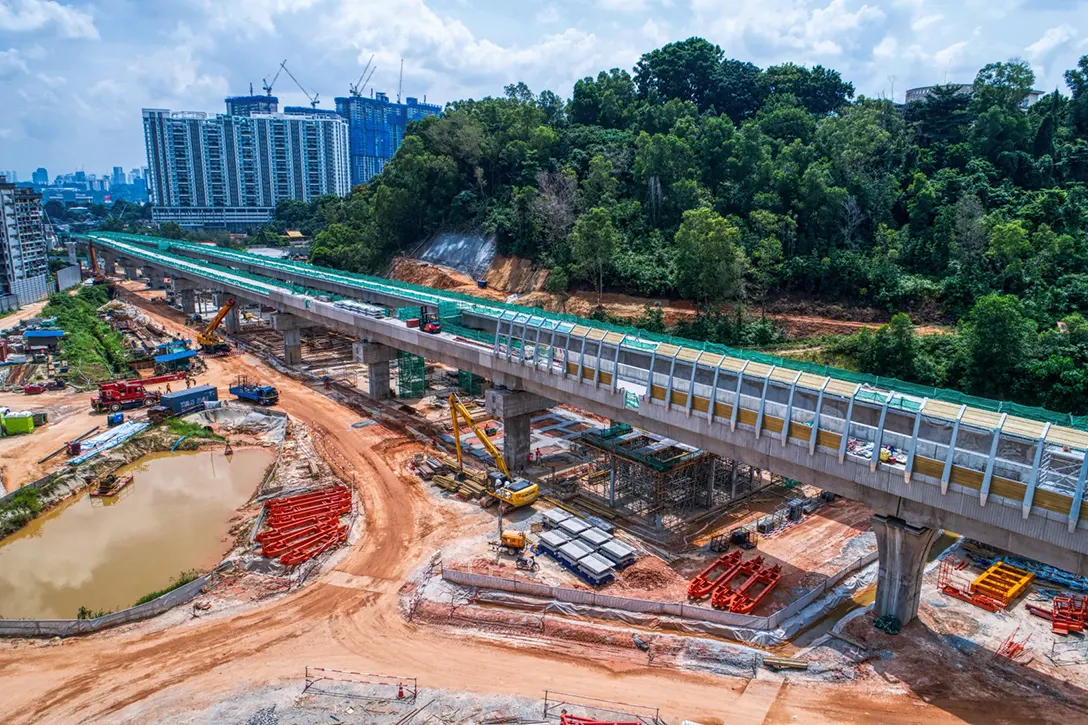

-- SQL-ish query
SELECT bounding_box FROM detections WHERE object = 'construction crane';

[280,60,319,108]
[197,297,235,356]
[397,58,404,103]
[349,54,376,98]
[86,239,105,282]
[262,60,286,97]
[448,393,539,509]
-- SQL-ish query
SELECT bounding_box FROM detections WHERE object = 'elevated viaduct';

[79,232,1088,625]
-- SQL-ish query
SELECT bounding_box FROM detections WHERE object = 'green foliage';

[77,606,114,620]
[132,570,201,607]
[673,207,744,303]
[164,418,224,441]
[570,208,618,305]
[0,486,43,539]
[43,285,127,384]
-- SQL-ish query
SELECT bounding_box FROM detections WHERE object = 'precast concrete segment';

[75,234,1088,584]
[872,515,939,625]
[484,387,554,419]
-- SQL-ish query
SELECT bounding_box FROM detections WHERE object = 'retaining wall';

[442,548,878,631]
[0,575,208,638]
[0,472,58,506]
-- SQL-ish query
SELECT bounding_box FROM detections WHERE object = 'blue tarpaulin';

[154,349,199,364]
[23,329,64,339]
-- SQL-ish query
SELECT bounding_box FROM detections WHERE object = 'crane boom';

[262,59,286,96]
[198,297,235,348]
[280,60,319,107]
[350,54,375,97]
[448,393,509,479]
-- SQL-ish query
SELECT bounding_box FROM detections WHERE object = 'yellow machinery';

[87,240,105,282]
[448,393,538,508]
[198,297,235,355]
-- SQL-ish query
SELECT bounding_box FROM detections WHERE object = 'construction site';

[1,262,1088,725]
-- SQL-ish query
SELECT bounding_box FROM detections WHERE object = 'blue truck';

[229,375,279,406]
[148,385,218,423]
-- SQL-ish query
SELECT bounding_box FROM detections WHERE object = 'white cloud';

[934,40,968,67]
[873,36,897,59]
[196,0,321,36]
[641,18,668,46]
[599,0,648,11]
[0,49,30,78]
[911,14,942,31]
[1027,24,1077,59]
[536,5,560,24]
[0,0,98,39]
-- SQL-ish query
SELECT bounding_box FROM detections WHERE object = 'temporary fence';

[303,667,417,703]
[543,690,662,725]
[0,575,208,638]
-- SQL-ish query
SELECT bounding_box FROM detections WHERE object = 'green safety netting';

[396,350,425,399]
[458,369,482,395]
[85,232,1088,432]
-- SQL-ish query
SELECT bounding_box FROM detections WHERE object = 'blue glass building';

[334,93,441,186]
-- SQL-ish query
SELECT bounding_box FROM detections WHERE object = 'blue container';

[160,385,218,415]
[107,412,124,427]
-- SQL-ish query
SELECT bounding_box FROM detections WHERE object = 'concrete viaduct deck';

[79,232,1088,624]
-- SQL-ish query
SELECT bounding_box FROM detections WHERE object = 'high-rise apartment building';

[334,93,441,186]
[32,168,49,187]
[112,166,127,187]
[0,176,49,304]
[143,104,350,229]
[225,95,280,117]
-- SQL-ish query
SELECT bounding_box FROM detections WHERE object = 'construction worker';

[166,382,171,393]
[186,377,192,389]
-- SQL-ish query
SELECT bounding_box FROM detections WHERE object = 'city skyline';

[3,1,1088,177]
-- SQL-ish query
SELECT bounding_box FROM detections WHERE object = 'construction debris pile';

[0,316,68,394]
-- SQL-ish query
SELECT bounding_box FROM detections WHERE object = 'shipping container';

[159,385,219,415]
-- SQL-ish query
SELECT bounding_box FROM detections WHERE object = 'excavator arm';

[198,297,235,346]
[448,392,510,480]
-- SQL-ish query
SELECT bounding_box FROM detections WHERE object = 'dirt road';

[0,288,1060,724]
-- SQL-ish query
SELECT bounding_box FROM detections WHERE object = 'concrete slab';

[541,508,571,528]
[578,553,615,578]
[538,530,571,552]
[578,527,613,548]
[599,539,637,565]
[557,540,594,565]
[558,517,591,537]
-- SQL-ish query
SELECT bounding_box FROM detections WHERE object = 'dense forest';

[153,39,1088,414]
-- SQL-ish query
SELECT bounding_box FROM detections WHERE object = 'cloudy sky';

[2,0,1087,179]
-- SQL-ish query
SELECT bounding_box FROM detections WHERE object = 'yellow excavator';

[198,297,235,355]
[448,392,539,509]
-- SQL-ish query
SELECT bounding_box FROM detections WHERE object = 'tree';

[715,59,765,121]
[673,207,745,303]
[570,208,618,306]
[859,314,919,380]
[570,69,637,128]
[905,84,972,148]
[581,154,618,209]
[634,37,725,111]
[1065,55,1088,136]
[532,170,577,249]
[973,58,1035,112]
[760,63,854,115]
[960,294,1036,397]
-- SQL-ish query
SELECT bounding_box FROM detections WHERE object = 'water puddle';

[0,447,273,619]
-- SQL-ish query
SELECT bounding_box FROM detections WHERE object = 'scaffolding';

[458,369,482,395]
[396,350,425,398]
[577,425,771,533]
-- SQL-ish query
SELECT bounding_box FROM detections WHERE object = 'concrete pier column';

[66,242,78,265]
[353,341,398,400]
[180,288,196,315]
[283,328,302,366]
[273,314,314,367]
[485,387,554,473]
[147,267,166,289]
[872,514,939,626]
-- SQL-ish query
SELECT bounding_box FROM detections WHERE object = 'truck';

[147,385,219,423]
[90,373,186,413]
[229,375,279,406]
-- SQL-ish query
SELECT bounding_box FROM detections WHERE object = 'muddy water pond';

[0,447,273,619]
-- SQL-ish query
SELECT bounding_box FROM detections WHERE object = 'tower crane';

[280,60,319,108]
[261,60,286,97]
[349,54,376,98]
